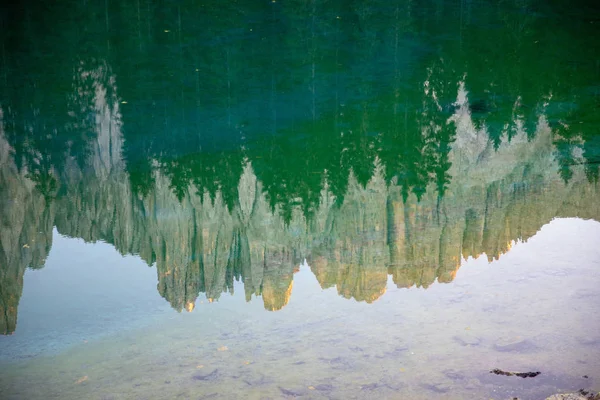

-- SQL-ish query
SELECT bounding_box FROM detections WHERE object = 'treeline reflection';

[1,0,599,334]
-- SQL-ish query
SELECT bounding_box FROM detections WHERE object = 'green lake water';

[1,1,599,399]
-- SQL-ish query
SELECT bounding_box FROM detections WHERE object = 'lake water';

[1,1,599,399]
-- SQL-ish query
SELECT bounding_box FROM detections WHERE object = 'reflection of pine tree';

[460,0,544,150]
[553,128,579,184]
[420,60,459,201]
[2,53,97,183]
[26,170,59,203]
[341,126,376,189]
[551,97,600,185]
[215,153,245,213]
[127,158,155,198]
[583,135,600,183]
[378,83,424,201]
[574,97,600,184]
[163,160,191,202]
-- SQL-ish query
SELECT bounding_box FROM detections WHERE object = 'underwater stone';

[423,382,452,393]
[192,369,219,381]
[278,386,305,397]
[545,394,587,400]
[577,336,600,346]
[494,337,537,352]
[453,334,481,346]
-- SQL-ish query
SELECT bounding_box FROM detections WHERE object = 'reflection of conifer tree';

[552,115,582,185]
[163,160,190,202]
[110,0,251,201]
[379,84,425,202]
[553,134,577,184]
[340,120,376,189]
[127,159,155,198]
[213,153,245,213]
[582,134,600,183]
[568,97,600,184]
[461,0,543,149]
[420,60,459,202]
[498,0,542,141]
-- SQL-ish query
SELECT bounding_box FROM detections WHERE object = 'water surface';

[1,0,599,399]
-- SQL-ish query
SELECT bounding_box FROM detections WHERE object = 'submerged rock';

[192,369,219,381]
[313,384,333,392]
[494,337,538,353]
[576,336,600,346]
[490,368,540,378]
[545,390,600,400]
[422,382,452,393]
[545,394,587,400]
[454,334,481,346]
[278,386,305,397]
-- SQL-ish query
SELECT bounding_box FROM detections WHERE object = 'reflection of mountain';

[2,75,599,334]
[2,0,600,334]
[310,122,600,300]
[0,115,55,335]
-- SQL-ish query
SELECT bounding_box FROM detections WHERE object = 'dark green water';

[1,1,600,399]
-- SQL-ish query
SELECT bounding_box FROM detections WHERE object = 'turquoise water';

[1,0,600,399]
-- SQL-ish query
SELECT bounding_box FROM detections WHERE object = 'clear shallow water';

[0,230,171,359]
[1,219,599,400]
[1,0,600,399]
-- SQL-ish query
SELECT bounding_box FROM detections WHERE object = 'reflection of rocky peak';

[310,165,389,303]
[72,61,124,180]
[309,85,600,297]
[3,77,600,334]
[261,249,296,311]
[0,115,55,334]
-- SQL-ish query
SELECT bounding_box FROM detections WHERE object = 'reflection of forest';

[1,0,600,334]
[2,84,599,334]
